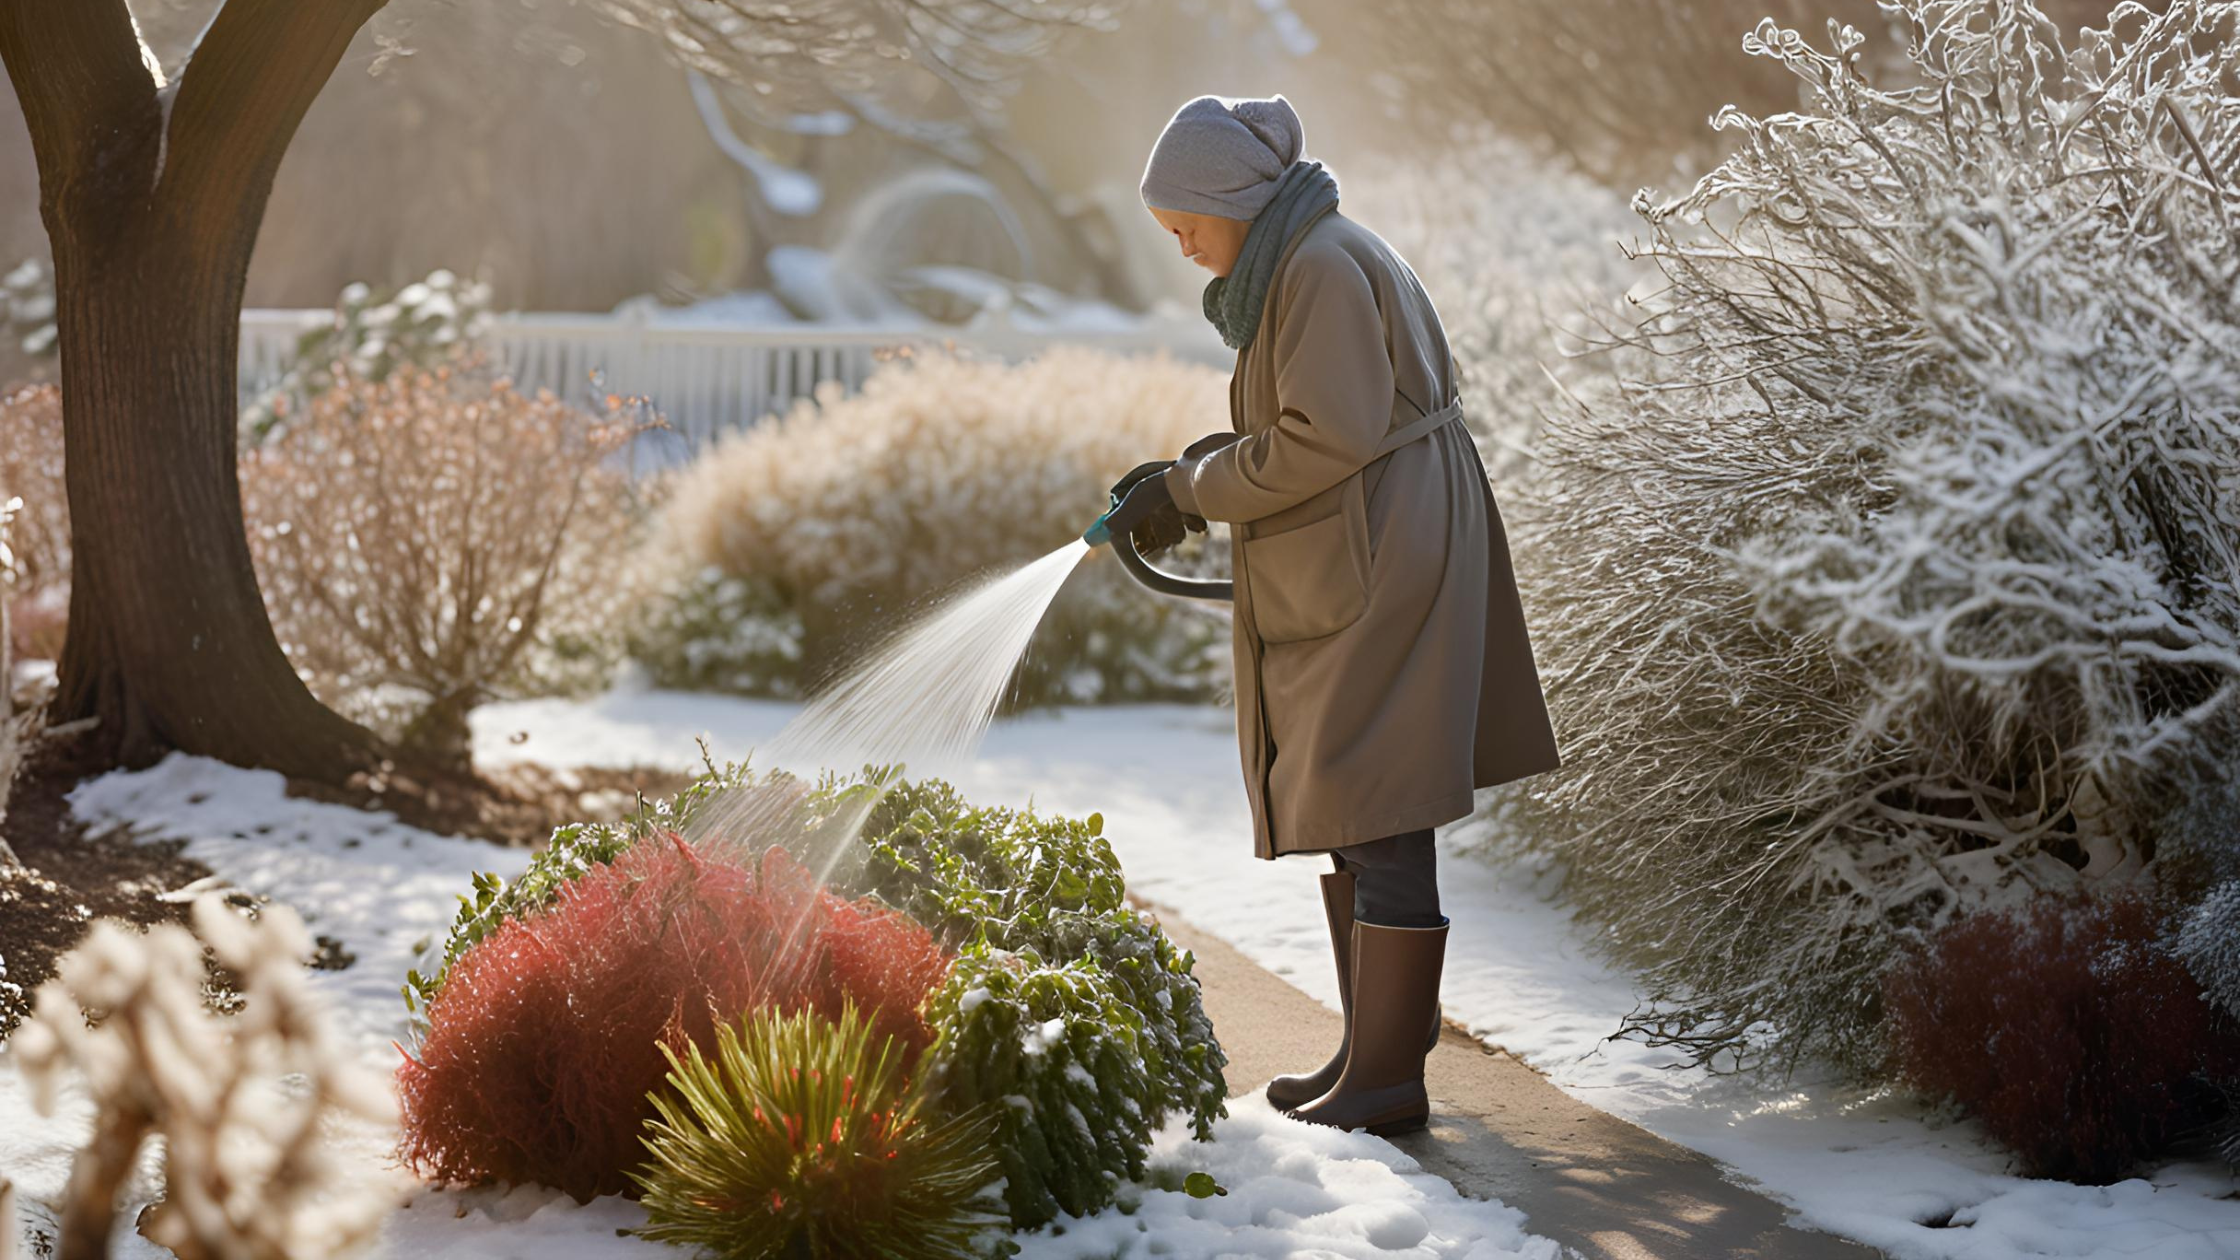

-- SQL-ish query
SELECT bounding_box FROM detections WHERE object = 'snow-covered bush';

[1343,127,1644,482]
[644,346,1231,708]
[632,1002,1002,1259]
[625,565,807,699]
[925,943,1159,1230]
[837,779,1226,1229]
[242,363,650,771]
[846,780,1227,1141]
[2176,881,2240,1025]
[0,383,67,663]
[0,496,37,837]
[1885,890,2239,1181]
[1,258,56,363]
[8,897,396,1259]
[397,834,947,1201]
[1487,0,2240,1073]
[243,268,493,443]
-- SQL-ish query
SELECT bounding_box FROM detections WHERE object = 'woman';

[1109,94,1562,1136]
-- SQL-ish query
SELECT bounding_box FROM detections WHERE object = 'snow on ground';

[8,685,2236,1257]
[1015,1095,1557,1260]
[2,705,1558,1259]
[470,686,2240,1260]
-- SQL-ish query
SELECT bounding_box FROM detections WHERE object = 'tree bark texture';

[0,0,389,780]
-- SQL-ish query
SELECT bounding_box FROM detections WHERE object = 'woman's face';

[1150,207,1252,278]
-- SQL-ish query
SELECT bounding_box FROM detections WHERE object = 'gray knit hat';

[1139,94,1306,220]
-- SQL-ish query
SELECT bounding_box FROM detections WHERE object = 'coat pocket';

[1241,477,1371,644]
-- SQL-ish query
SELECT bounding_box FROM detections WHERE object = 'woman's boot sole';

[1364,1111,1429,1137]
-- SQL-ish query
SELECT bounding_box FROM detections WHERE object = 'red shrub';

[823,896,950,1049]
[1885,890,2239,1183]
[396,833,947,1200]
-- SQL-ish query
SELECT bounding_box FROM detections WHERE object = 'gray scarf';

[1202,159,1340,352]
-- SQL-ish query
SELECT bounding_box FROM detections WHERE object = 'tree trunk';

[0,0,390,783]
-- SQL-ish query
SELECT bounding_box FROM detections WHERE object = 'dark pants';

[1330,829,1441,928]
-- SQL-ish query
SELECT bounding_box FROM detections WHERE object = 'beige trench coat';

[1165,206,1561,859]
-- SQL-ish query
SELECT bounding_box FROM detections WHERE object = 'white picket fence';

[239,307,1227,459]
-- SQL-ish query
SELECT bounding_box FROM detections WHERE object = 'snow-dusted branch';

[1489,0,2240,1074]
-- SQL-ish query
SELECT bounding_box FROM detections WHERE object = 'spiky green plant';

[630,1002,1002,1260]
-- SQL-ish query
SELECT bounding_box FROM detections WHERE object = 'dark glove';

[1105,460,1195,556]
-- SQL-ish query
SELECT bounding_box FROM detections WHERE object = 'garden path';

[1156,908,1891,1260]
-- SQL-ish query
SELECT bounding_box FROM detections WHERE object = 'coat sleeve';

[1164,245,1396,524]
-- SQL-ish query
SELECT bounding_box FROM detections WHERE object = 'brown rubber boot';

[1285,917,1448,1136]
[1264,871,1356,1110]
[1265,874,1445,1112]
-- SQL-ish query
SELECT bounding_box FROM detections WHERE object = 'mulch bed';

[0,729,217,1034]
[1,721,692,1037]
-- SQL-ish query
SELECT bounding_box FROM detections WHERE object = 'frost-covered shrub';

[625,566,807,699]
[1343,126,1643,482]
[845,780,1226,1140]
[0,383,67,663]
[632,1002,1002,1259]
[836,779,1225,1229]
[2176,881,2240,1025]
[2150,756,2240,902]
[1487,0,2240,1073]
[646,346,1231,707]
[396,834,946,1201]
[242,363,650,770]
[243,268,493,443]
[10,897,396,1259]
[1885,891,2239,1182]
[0,496,40,836]
[924,943,1158,1229]
[1,258,56,361]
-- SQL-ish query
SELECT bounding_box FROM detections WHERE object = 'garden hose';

[1083,464,1233,603]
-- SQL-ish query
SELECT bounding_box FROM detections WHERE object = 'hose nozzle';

[1081,511,1115,548]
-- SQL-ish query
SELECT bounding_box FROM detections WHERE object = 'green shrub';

[846,781,1225,1133]
[923,944,1156,1229]
[838,780,1226,1227]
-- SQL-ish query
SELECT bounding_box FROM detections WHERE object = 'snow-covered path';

[471,687,2240,1260]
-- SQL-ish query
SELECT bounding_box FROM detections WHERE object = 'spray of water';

[683,540,1095,889]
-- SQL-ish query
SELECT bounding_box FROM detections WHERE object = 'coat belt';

[1374,396,1465,460]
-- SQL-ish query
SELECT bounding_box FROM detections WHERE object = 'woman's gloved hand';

[1105,459,1203,556]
